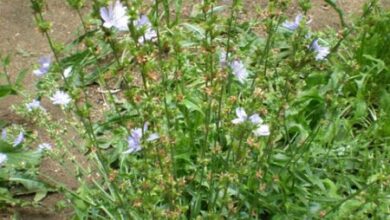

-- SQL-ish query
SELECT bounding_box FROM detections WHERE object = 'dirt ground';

[0,1,82,219]
[0,0,384,219]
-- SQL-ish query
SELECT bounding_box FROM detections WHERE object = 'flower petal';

[235,107,247,120]
[310,39,330,61]
[131,128,143,140]
[13,132,24,146]
[63,66,72,78]
[230,60,248,84]
[0,153,7,166]
[249,114,263,125]
[147,133,159,142]
[38,143,52,151]
[253,124,270,137]
[50,91,71,106]
[100,7,110,22]
[1,129,6,140]
[232,118,245,124]
[100,1,129,31]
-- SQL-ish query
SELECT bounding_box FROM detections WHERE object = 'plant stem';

[31,6,128,216]
[76,8,87,32]
[324,181,377,217]
[214,0,238,149]
[250,16,281,93]
[162,0,170,27]
[155,0,177,203]
[2,64,11,86]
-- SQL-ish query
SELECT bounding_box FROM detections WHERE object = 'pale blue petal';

[147,133,159,142]
[253,125,270,137]
[1,129,6,140]
[249,114,263,125]
[235,107,247,120]
[100,7,110,21]
[13,132,24,146]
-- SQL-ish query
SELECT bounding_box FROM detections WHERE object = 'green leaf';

[2,55,10,66]
[206,5,225,14]
[0,120,7,129]
[182,23,205,39]
[353,98,367,120]
[34,191,48,202]
[174,0,183,25]
[15,69,28,85]
[16,48,32,58]
[9,177,47,192]
[0,140,14,152]
[182,98,204,116]
[0,85,15,98]
[6,151,42,168]
[190,194,202,218]
[0,187,20,204]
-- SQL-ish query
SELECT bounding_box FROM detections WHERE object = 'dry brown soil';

[0,0,379,219]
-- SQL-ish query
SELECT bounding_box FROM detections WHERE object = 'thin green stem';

[214,0,238,149]
[31,5,128,216]
[77,7,129,131]
[155,0,177,202]
[250,16,281,93]
[76,8,87,32]
[162,0,170,27]
[324,0,348,28]
[324,181,377,217]
[2,65,11,86]
[107,36,122,68]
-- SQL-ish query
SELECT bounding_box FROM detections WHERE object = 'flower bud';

[36,18,51,33]
[66,0,85,10]
[31,0,45,13]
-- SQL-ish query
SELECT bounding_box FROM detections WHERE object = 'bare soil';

[0,0,380,219]
[0,0,82,219]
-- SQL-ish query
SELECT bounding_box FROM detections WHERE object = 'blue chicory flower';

[13,132,24,147]
[50,91,72,106]
[219,50,228,67]
[38,143,52,151]
[282,14,303,31]
[33,56,51,77]
[146,133,160,142]
[123,124,159,154]
[124,128,143,154]
[232,107,262,125]
[232,107,270,136]
[253,124,270,137]
[232,107,248,124]
[100,1,129,31]
[219,49,248,84]
[63,66,73,78]
[0,153,7,166]
[1,129,6,140]
[310,39,330,61]
[26,99,44,112]
[134,15,157,44]
[230,60,249,84]
[249,114,263,125]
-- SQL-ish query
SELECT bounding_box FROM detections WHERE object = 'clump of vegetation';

[1,0,389,218]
